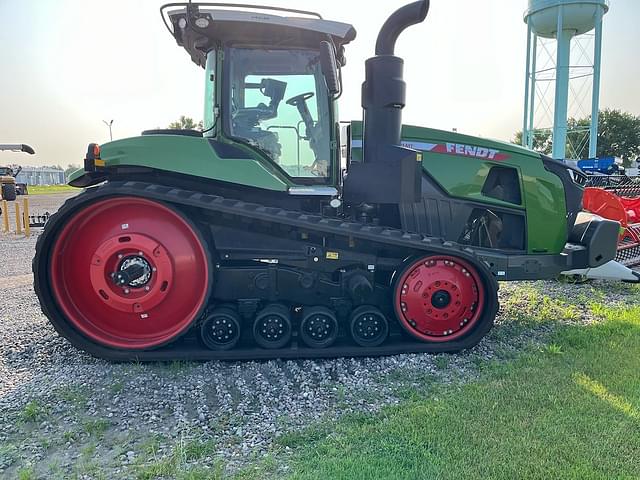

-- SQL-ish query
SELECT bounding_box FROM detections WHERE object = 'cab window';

[226,48,332,180]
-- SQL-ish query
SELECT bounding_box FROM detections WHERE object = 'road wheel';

[253,304,292,349]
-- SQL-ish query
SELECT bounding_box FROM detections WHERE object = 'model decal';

[350,140,510,160]
[438,143,510,161]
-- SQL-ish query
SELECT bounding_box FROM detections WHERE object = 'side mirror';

[319,41,340,96]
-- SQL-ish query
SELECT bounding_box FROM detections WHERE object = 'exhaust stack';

[344,1,429,205]
[375,1,429,56]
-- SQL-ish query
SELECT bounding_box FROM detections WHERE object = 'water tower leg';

[527,34,537,150]
[552,7,573,160]
[523,20,533,147]
[589,6,604,159]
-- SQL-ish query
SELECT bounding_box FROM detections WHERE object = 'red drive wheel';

[394,256,485,342]
[50,196,210,350]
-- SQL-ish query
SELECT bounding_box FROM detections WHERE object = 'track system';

[34,181,499,361]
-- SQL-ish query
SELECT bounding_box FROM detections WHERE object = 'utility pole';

[103,119,114,141]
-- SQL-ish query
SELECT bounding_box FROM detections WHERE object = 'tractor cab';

[164,5,356,185]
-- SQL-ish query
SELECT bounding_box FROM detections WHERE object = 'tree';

[168,116,203,130]
[64,164,81,179]
[593,109,640,166]
[513,109,640,165]
[513,129,553,155]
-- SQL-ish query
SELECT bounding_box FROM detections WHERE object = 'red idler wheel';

[394,256,485,342]
[50,196,210,350]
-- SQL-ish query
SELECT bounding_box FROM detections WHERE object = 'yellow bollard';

[23,197,30,237]
[2,200,8,233]
[15,201,22,235]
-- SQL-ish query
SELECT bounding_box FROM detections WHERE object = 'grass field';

[26,185,77,195]
[268,303,640,480]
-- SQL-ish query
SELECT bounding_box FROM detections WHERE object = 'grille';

[616,240,640,267]
[586,175,640,197]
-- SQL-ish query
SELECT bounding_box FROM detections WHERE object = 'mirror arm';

[334,65,344,100]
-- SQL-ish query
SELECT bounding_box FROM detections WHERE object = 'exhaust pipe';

[375,0,429,56]
[364,0,430,163]
[345,1,429,205]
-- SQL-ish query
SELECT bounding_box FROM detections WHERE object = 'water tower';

[522,0,608,160]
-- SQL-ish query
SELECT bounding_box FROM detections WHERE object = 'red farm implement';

[584,175,640,268]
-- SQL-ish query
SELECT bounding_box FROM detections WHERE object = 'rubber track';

[33,181,499,361]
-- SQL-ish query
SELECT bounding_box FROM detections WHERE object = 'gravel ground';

[1,193,638,479]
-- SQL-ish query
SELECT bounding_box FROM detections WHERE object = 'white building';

[15,166,66,185]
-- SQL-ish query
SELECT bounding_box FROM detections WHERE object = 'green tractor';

[0,144,33,200]
[34,1,623,361]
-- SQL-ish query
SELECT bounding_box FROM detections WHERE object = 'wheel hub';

[88,234,173,314]
[259,315,286,341]
[210,318,235,343]
[431,289,451,309]
[114,255,152,288]
[355,314,382,339]
[395,256,485,342]
[306,316,332,340]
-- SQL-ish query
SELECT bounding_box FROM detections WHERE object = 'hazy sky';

[1,0,638,167]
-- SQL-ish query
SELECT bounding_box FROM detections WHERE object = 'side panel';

[349,122,568,254]
[94,135,291,192]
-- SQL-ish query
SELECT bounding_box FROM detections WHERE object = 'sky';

[0,0,638,167]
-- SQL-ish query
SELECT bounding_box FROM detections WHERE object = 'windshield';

[225,47,332,179]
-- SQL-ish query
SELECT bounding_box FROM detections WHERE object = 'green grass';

[278,306,640,480]
[62,430,79,443]
[82,418,110,437]
[165,359,195,374]
[17,466,35,480]
[134,437,223,480]
[56,385,88,407]
[110,380,125,394]
[0,443,19,469]
[26,184,77,195]
[19,400,48,423]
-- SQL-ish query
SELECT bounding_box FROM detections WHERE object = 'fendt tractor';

[34,1,629,361]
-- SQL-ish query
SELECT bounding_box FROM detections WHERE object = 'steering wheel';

[286,92,314,106]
